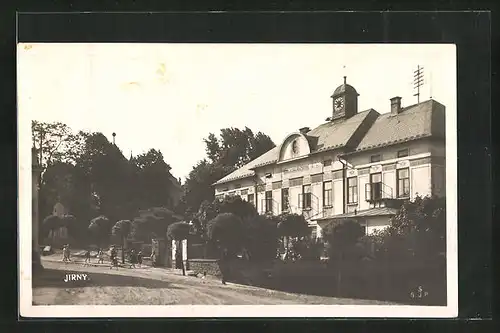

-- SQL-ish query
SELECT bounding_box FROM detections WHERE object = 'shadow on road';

[32,268,180,290]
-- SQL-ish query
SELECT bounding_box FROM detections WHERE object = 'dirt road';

[33,258,395,305]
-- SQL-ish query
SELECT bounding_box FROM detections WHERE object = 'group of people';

[68,245,145,269]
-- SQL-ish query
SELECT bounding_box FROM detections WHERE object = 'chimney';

[390,97,402,115]
[299,127,310,134]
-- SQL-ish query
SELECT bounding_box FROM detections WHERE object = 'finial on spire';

[343,76,347,84]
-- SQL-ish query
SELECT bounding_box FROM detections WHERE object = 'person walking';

[110,246,118,269]
[97,249,104,264]
[151,250,156,268]
[84,249,91,266]
[129,249,137,268]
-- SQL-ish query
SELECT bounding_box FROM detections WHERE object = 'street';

[33,257,395,306]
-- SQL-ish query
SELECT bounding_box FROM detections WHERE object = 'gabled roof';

[307,109,379,152]
[213,98,446,187]
[350,99,445,153]
[213,109,378,186]
[212,146,280,185]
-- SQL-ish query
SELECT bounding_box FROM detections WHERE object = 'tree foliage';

[193,195,257,237]
[88,215,112,247]
[180,127,275,216]
[167,222,191,241]
[242,214,279,261]
[131,207,176,242]
[206,213,244,257]
[277,213,310,237]
[322,219,365,261]
[365,195,446,262]
[33,120,180,245]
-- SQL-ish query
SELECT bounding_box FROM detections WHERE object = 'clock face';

[334,97,344,111]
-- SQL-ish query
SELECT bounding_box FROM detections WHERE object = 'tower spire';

[343,76,347,84]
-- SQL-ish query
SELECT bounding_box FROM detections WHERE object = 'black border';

[3,9,493,330]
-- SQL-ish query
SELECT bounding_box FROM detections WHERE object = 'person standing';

[129,249,137,268]
[151,250,156,268]
[137,251,143,268]
[219,247,229,285]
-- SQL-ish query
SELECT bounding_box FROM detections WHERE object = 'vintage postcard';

[18,43,458,317]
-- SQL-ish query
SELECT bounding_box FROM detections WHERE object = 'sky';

[17,43,456,182]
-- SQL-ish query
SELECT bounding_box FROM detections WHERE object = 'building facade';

[213,78,446,238]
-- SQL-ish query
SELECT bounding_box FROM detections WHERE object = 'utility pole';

[413,65,424,104]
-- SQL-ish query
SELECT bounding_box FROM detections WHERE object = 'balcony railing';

[365,182,394,202]
[260,198,280,216]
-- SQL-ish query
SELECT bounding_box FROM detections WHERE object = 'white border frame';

[18,43,458,318]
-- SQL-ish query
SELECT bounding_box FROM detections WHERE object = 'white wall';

[411,165,431,199]
[365,216,391,235]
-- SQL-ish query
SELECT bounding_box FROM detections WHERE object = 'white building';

[213,78,446,238]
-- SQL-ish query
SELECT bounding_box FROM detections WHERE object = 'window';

[370,173,382,200]
[397,149,409,158]
[370,154,381,163]
[281,188,290,212]
[265,191,273,213]
[302,184,312,209]
[247,194,254,206]
[347,177,358,204]
[323,159,332,167]
[323,181,332,207]
[397,168,410,198]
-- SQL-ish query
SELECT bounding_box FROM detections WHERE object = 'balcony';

[365,182,394,202]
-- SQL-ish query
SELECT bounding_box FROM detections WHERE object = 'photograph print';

[18,43,457,317]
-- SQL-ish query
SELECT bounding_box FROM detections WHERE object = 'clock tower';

[330,76,359,121]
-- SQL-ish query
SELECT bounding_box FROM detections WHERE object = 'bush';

[206,213,244,258]
[242,214,279,261]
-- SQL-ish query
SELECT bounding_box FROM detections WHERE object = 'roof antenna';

[413,65,424,104]
[343,76,347,84]
[112,132,116,145]
[429,70,433,100]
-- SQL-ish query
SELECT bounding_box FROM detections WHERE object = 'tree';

[167,221,191,276]
[322,219,365,294]
[41,215,65,244]
[131,207,176,243]
[277,213,310,260]
[206,213,244,259]
[31,121,81,174]
[112,220,132,264]
[88,215,112,248]
[131,149,175,209]
[242,214,279,261]
[194,195,257,238]
[368,195,446,263]
[181,127,275,216]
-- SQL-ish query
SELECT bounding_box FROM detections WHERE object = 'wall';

[365,216,392,235]
[214,137,445,239]
[188,259,221,277]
